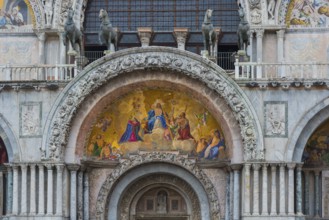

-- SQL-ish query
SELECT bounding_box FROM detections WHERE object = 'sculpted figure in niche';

[268,0,276,20]
[157,191,167,214]
[44,0,53,28]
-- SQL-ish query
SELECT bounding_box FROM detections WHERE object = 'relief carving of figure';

[44,0,54,28]
[157,191,167,214]
[268,0,276,20]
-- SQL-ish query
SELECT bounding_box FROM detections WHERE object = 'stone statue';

[157,191,167,213]
[44,0,53,28]
[268,0,276,20]
[202,9,217,57]
[237,4,250,51]
[62,7,84,55]
[99,9,117,52]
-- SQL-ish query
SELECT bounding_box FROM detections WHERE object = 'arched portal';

[95,159,218,220]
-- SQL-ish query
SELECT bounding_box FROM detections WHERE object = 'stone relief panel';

[264,101,287,137]
[20,102,42,137]
[0,38,38,65]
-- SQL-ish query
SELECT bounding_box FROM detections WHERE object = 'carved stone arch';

[118,175,199,219]
[286,96,329,162]
[95,153,220,220]
[27,0,45,28]
[42,47,264,161]
[0,114,21,162]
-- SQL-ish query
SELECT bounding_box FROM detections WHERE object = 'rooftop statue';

[237,4,250,51]
[202,9,217,57]
[62,7,83,55]
[99,9,117,52]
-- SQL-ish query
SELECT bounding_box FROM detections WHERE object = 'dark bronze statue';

[202,9,217,56]
[62,7,83,55]
[237,4,250,51]
[99,9,117,51]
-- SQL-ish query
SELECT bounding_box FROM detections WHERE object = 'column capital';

[279,163,286,169]
[314,170,321,176]
[230,164,243,171]
[67,164,80,171]
[256,29,264,38]
[45,163,54,170]
[276,29,285,39]
[137,27,153,47]
[173,27,189,50]
[29,163,37,168]
[296,163,303,171]
[252,163,261,171]
[20,163,28,171]
[287,163,296,170]
[270,163,277,170]
[56,164,65,172]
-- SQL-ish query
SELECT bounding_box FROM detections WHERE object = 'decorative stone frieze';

[44,47,264,162]
[95,152,220,220]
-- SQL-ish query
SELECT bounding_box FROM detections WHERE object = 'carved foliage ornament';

[46,50,263,161]
[95,152,220,220]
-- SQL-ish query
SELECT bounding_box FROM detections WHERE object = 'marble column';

[270,164,277,215]
[296,164,303,215]
[230,169,234,220]
[276,30,285,63]
[12,164,19,215]
[244,164,251,215]
[83,170,90,220]
[253,164,261,215]
[287,163,296,215]
[46,164,53,215]
[68,164,80,220]
[58,32,67,64]
[304,170,310,215]
[262,163,269,215]
[232,165,242,220]
[30,164,37,215]
[249,30,254,62]
[256,29,264,79]
[5,164,13,214]
[315,170,320,217]
[21,164,28,214]
[0,167,3,216]
[77,169,84,220]
[56,164,64,216]
[173,28,189,50]
[279,164,286,215]
[137,27,153,47]
[276,29,285,77]
[38,164,45,215]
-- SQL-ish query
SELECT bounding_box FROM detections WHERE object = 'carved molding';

[27,0,45,29]
[44,47,264,161]
[118,174,201,220]
[95,152,220,220]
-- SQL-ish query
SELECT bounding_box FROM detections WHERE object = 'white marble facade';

[0,0,329,219]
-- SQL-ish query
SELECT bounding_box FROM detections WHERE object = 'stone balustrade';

[0,63,77,81]
[235,60,329,81]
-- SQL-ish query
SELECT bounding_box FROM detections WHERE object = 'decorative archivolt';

[43,47,264,161]
[95,152,219,220]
